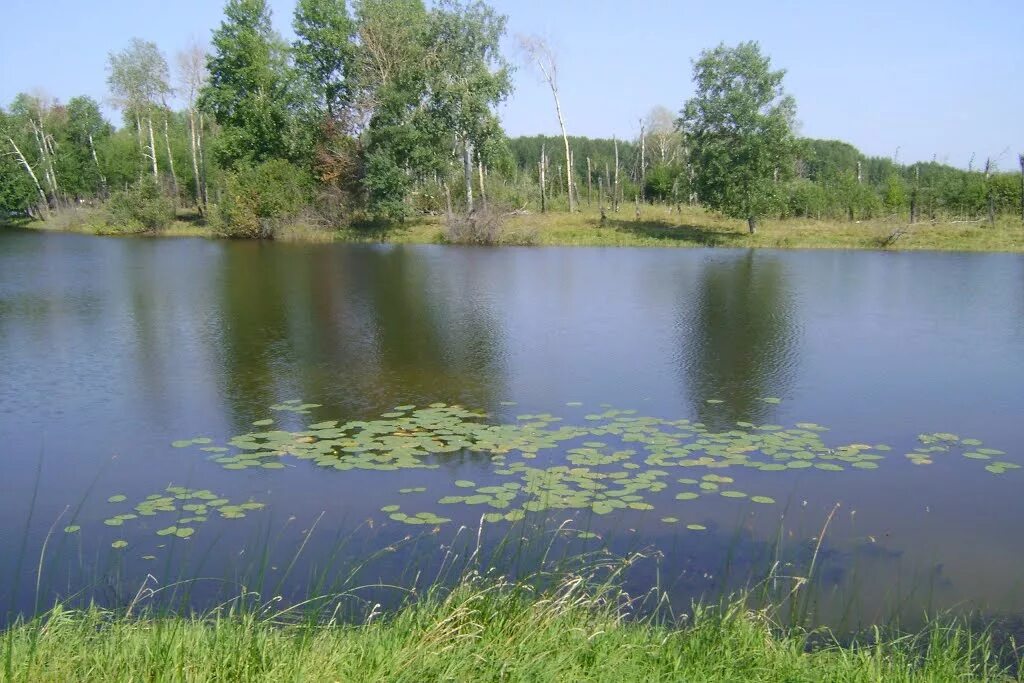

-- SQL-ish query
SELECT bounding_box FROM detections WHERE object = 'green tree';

[202,0,300,169]
[64,96,112,197]
[292,0,357,124]
[680,41,797,233]
[426,0,512,213]
[107,38,171,180]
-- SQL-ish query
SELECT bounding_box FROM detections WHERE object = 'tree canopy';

[680,41,797,233]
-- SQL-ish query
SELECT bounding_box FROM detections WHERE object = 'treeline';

[1,0,1021,237]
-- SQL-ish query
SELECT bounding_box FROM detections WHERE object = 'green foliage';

[292,0,356,123]
[644,164,681,201]
[681,41,798,230]
[216,159,312,238]
[106,179,175,231]
[202,0,302,169]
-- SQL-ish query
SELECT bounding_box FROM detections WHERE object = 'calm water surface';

[1,229,1022,626]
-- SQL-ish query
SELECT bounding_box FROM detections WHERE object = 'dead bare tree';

[984,158,995,226]
[1019,154,1024,223]
[613,137,620,212]
[518,34,575,212]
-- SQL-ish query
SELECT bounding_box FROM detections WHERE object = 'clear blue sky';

[2,0,1021,168]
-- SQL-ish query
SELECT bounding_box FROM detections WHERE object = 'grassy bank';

[3,574,1017,682]
[8,204,1024,252]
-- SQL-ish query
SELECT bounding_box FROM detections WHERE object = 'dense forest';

[1,0,1021,239]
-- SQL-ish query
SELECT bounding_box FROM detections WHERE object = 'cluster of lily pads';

[164,401,1015,532]
[64,485,265,550]
[908,432,1018,474]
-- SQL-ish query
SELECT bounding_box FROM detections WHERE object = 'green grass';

[10,204,1024,252]
[3,572,1017,682]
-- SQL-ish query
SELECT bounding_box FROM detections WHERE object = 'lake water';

[1,229,1022,629]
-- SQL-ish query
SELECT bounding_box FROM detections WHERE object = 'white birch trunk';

[462,138,474,214]
[7,136,48,211]
[163,112,179,202]
[88,134,107,194]
[147,116,159,179]
[188,108,201,208]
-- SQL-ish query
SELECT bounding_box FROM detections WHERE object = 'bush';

[215,160,311,238]
[106,179,174,232]
[443,207,537,246]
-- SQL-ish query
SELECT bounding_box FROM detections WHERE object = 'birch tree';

[518,34,575,212]
[427,0,512,214]
[176,42,209,207]
[107,39,172,182]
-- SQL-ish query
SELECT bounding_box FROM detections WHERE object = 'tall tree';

[176,42,209,207]
[292,0,357,124]
[202,0,299,169]
[680,41,797,233]
[65,96,112,197]
[107,39,171,181]
[427,0,512,213]
[644,105,679,165]
[518,35,575,212]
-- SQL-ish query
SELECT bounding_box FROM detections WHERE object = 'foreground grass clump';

[2,573,1016,682]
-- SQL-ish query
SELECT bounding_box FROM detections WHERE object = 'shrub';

[106,179,175,232]
[443,207,537,246]
[215,160,311,238]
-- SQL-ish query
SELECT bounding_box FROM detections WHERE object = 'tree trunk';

[442,180,452,218]
[984,158,994,226]
[613,138,620,213]
[462,138,474,214]
[586,157,592,207]
[747,216,757,234]
[163,112,179,204]
[639,120,645,201]
[187,108,202,210]
[88,134,107,196]
[147,116,159,180]
[1019,154,1024,223]
[7,136,49,214]
[197,112,207,206]
[551,85,575,212]
[539,144,546,213]
[478,159,487,211]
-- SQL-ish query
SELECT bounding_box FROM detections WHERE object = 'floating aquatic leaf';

[760,397,782,404]
[174,528,195,539]
[750,496,775,504]
[720,491,747,498]
[454,480,476,488]
[63,525,80,534]
[107,495,127,503]
[686,524,707,531]
[111,540,127,549]
[676,492,699,500]
[705,399,724,404]
[661,517,678,523]
[381,505,400,513]
[252,419,274,426]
